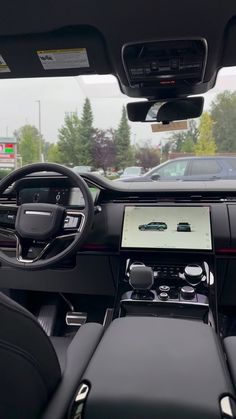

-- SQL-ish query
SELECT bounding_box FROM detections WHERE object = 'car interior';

[2,1,236,418]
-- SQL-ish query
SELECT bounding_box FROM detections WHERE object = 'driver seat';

[0,292,103,419]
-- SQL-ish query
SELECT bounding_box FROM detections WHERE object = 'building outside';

[0,137,18,169]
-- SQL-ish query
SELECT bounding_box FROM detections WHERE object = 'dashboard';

[1,172,236,306]
[8,174,235,254]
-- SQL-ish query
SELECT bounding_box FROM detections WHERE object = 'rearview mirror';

[127,97,204,123]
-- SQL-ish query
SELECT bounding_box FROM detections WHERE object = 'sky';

[0,67,235,147]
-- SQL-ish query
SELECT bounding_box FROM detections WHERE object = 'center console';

[79,317,234,419]
[68,205,234,419]
[118,204,216,325]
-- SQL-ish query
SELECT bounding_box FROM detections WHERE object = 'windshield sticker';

[0,55,10,73]
[151,121,188,132]
[37,48,89,70]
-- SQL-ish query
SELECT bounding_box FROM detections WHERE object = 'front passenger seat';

[0,292,103,419]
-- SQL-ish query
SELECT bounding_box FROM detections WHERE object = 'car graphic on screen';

[138,222,168,231]
[177,222,191,232]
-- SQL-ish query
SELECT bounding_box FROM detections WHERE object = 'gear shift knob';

[129,266,154,291]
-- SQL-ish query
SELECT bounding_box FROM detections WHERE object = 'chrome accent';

[159,292,169,301]
[0,204,18,209]
[209,271,214,286]
[70,383,90,419]
[121,298,209,307]
[25,210,51,216]
[66,312,87,326]
[103,308,114,328]
[159,285,170,292]
[220,396,234,418]
[16,236,53,264]
[126,261,146,278]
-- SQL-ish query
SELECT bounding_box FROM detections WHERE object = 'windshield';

[0,68,236,182]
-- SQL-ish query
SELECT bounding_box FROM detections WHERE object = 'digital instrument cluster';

[17,187,86,207]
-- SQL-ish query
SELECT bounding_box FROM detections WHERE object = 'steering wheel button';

[72,217,78,228]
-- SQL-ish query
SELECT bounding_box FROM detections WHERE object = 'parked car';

[118,157,236,182]
[138,221,168,231]
[119,166,145,179]
[177,222,191,232]
[72,166,92,174]
[72,166,104,176]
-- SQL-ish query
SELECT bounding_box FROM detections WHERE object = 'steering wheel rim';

[0,163,94,270]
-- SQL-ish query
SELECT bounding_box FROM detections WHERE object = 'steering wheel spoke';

[0,204,18,236]
[16,236,55,264]
[63,209,86,234]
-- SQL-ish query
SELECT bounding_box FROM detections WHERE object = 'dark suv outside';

[119,156,236,182]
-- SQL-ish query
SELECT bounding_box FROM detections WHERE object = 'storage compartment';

[82,317,234,419]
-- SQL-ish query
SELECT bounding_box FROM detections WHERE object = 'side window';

[155,160,188,178]
[228,158,236,170]
[190,160,221,176]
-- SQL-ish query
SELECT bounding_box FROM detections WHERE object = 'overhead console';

[123,40,207,87]
[122,39,208,98]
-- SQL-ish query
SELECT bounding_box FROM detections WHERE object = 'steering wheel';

[0,163,94,270]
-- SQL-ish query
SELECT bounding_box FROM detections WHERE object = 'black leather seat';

[0,292,103,419]
[224,337,236,390]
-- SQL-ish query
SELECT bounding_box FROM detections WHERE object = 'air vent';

[104,194,236,204]
[0,195,16,205]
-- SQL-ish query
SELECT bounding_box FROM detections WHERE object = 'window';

[190,160,221,176]
[228,158,236,170]
[154,160,188,178]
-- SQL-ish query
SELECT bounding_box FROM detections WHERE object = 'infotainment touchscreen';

[121,206,212,250]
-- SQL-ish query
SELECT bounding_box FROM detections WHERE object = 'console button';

[159,292,169,301]
[184,264,203,285]
[64,216,78,229]
[180,285,195,300]
[159,285,170,292]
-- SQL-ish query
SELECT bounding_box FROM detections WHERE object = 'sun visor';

[0,26,111,79]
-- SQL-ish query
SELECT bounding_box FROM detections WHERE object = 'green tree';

[78,98,93,165]
[58,112,81,165]
[211,90,236,152]
[195,112,217,156]
[46,143,63,163]
[169,120,199,153]
[115,105,134,169]
[15,125,41,165]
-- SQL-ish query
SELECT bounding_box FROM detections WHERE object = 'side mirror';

[151,173,160,181]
